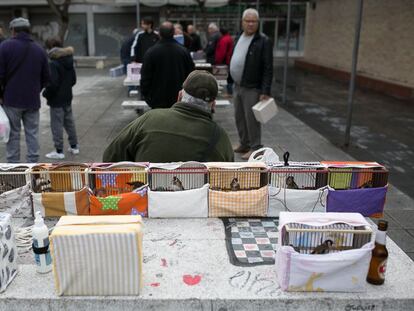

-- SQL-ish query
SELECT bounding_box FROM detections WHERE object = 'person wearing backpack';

[42,36,79,160]
[0,18,50,163]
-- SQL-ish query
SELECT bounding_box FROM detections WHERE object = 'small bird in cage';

[230,177,241,191]
[171,176,184,191]
[126,181,145,190]
[311,239,334,254]
[286,176,299,189]
[33,177,52,192]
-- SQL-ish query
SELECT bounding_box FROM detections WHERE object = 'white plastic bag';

[248,147,279,163]
[0,106,10,143]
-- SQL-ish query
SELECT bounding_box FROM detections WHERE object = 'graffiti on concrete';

[32,21,60,42]
[97,26,124,48]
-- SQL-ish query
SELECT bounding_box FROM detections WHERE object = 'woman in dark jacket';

[42,36,79,160]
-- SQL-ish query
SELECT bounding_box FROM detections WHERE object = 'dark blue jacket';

[0,32,50,109]
[42,47,76,107]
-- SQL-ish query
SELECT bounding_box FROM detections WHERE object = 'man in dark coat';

[204,23,221,64]
[187,24,202,52]
[140,21,194,109]
[229,8,273,160]
[42,36,78,160]
[120,28,138,73]
[131,17,159,63]
[0,18,50,163]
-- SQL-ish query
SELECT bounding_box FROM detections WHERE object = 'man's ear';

[177,90,183,102]
[211,100,216,113]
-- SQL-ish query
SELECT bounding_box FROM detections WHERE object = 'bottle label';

[378,259,387,279]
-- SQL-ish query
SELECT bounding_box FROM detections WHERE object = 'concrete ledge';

[295,59,414,102]
[75,56,108,69]
[1,219,414,311]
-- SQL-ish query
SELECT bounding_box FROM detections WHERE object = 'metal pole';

[344,0,364,146]
[238,0,242,32]
[282,0,292,104]
[256,0,260,12]
[136,0,140,29]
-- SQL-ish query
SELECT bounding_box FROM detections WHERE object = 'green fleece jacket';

[103,102,234,162]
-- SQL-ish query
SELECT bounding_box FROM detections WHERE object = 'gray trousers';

[2,106,39,163]
[233,84,262,150]
[50,105,78,151]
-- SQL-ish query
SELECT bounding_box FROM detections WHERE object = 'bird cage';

[89,162,148,197]
[207,162,268,191]
[268,162,329,216]
[30,163,88,193]
[276,212,375,292]
[269,162,328,190]
[322,161,388,190]
[148,162,209,218]
[0,164,31,194]
[206,162,269,217]
[148,162,208,191]
[30,163,90,217]
[0,164,33,217]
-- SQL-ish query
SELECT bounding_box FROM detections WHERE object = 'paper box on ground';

[252,98,278,124]
[50,215,143,296]
[0,213,18,293]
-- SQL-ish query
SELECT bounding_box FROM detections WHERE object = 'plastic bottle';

[367,220,388,285]
[32,211,52,273]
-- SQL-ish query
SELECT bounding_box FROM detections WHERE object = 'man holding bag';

[0,18,50,163]
[229,8,273,160]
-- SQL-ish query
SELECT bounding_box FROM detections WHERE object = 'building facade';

[0,1,306,58]
[298,0,414,100]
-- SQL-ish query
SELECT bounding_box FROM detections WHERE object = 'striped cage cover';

[50,215,143,296]
[209,186,269,217]
[32,187,90,217]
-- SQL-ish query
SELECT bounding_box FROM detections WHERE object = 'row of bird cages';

[0,163,389,195]
[0,166,30,194]
[281,222,373,254]
[269,167,388,190]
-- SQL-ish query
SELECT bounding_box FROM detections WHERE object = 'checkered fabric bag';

[209,185,269,217]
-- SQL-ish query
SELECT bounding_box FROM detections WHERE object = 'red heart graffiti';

[183,274,201,286]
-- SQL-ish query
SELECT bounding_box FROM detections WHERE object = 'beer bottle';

[367,220,388,285]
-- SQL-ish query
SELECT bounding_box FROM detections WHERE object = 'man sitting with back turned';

[103,70,234,162]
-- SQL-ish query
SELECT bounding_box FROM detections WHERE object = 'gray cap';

[9,17,30,29]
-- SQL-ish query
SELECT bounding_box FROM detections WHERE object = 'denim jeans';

[2,105,39,163]
[50,105,78,151]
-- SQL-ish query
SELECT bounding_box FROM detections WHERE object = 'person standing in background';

[131,17,159,63]
[229,8,273,160]
[215,28,234,96]
[140,21,194,109]
[120,28,138,74]
[0,18,50,163]
[42,36,79,160]
[174,23,193,51]
[204,23,221,64]
[187,24,202,52]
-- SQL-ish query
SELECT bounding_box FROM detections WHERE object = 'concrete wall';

[303,0,414,87]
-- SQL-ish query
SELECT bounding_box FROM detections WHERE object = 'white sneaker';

[45,151,65,159]
[68,146,80,155]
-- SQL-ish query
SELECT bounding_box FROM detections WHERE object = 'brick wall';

[304,0,414,88]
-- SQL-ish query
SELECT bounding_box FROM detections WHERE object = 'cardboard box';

[50,215,143,296]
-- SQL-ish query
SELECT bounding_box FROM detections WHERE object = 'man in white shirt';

[229,8,273,160]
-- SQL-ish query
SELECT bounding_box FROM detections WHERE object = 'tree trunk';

[46,0,71,43]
